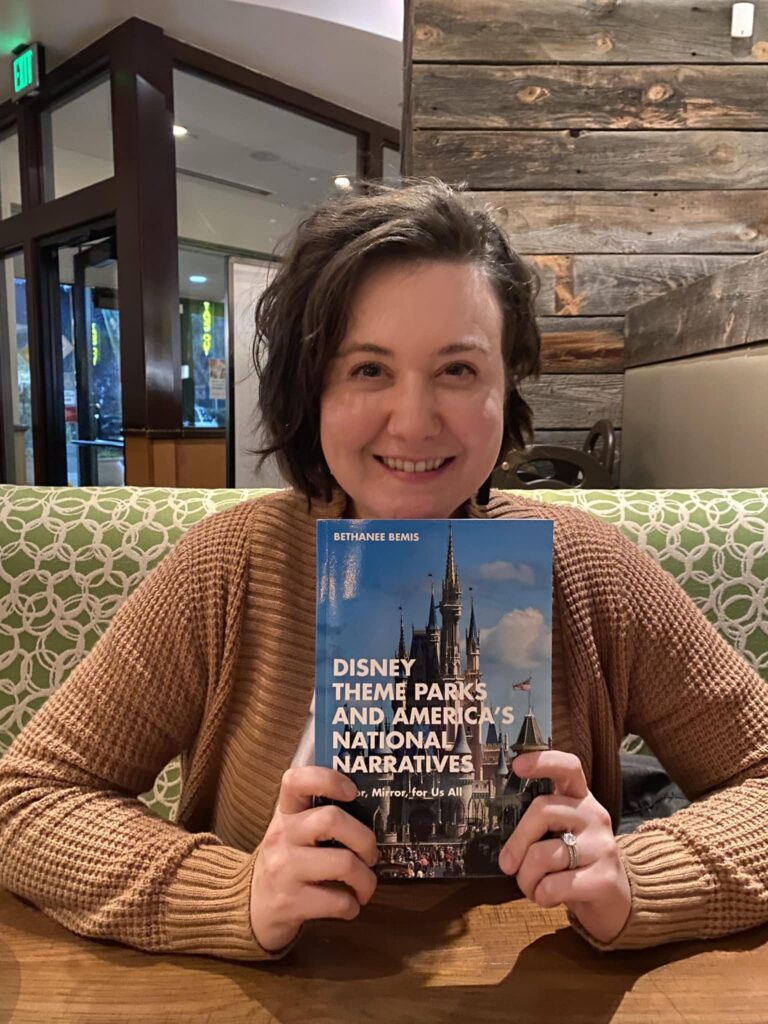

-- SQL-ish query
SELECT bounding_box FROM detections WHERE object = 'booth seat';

[1,485,766,821]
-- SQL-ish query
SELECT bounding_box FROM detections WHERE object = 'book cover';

[315,518,554,880]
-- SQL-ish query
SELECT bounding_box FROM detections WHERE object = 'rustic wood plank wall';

[404,0,768,473]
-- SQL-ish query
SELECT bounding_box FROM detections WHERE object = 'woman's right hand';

[249,766,379,952]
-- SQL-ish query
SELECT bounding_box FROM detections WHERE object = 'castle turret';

[494,742,509,798]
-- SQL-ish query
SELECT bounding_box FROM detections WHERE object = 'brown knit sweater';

[0,488,766,960]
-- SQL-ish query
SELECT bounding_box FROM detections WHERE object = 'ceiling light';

[334,175,352,190]
[189,275,208,284]
[173,124,189,138]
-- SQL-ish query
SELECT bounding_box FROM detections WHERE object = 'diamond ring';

[561,831,578,870]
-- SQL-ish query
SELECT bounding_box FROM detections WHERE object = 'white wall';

[621,344,768,487]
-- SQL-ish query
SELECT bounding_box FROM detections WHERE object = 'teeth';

[381,456,447,473]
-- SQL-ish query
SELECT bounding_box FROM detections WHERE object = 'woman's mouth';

[375,455,454,476]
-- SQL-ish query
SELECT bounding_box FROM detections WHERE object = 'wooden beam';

[414,64,768,130]
[464,190,768,255]
[412,130,768,190]
[538,317,624,372]
[531,254,740,317]
[520,373,624,428]
[624,252,768,367]
[412,0,768,64]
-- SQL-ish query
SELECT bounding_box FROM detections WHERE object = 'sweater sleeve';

[0,516,287,962]
[588,526,768,951]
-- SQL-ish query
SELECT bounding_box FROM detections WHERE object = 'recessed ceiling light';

[309,176,318,182]
[334,175,352,190]
[189,275,208,284]
[173,124,189,138]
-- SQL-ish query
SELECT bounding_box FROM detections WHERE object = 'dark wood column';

[111,19,181,438]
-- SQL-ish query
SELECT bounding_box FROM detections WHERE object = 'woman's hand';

[498,750,631,944]
[249,766,379,952]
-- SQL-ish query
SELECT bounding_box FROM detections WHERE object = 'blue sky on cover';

[316,518,553,746]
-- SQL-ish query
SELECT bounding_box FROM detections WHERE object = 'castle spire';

[397,606,407,661]
[468,594,479,645]
[444,522,459,592]
[427,576,438,633]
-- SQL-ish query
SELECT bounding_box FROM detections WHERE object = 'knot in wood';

[595,34,615,52]
[414,24,442,44]
[644,82,674,104]
[517,85,549,104]
[710,142,736,165]
[751,40,768,60]
[588,0,619,11]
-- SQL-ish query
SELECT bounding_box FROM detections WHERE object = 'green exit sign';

[12,43,43,101]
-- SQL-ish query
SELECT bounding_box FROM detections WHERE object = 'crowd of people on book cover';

[334,525,551,879]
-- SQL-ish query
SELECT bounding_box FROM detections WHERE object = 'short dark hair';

[252,177,540,502]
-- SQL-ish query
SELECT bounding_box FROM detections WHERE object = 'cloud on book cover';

[480,608,551,671]
[475,560,535,585]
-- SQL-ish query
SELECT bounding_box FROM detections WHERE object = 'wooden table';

[1,882,767,1024]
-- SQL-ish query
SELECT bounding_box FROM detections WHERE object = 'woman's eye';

[350,362,383,379]
[443,363,476,378]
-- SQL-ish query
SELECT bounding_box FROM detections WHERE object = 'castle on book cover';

[315,518,553,879]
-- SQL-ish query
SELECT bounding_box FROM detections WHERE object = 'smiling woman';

[0,178,767,965]
[251,178,541,508]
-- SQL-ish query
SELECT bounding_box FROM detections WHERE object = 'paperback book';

[315,517,554,880]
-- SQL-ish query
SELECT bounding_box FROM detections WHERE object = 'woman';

[0,180,766,961]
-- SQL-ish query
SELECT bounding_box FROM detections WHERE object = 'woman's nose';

[385,378,442,440]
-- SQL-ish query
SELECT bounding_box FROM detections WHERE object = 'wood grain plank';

[624,251,768,367]
[412,0,768,64]
[414,64,768,130]
[538,317,624,371]
[531,254,740,316]
[413,130,768,189]
[521,373,624,428]
[464,191,768,254]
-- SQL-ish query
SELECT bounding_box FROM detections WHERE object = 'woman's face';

[320,259,506,520]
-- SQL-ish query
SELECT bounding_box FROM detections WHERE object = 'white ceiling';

[0,0,403,126]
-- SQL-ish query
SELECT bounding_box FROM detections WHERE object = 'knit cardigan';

[0,488,766,960]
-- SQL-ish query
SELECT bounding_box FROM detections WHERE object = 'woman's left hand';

[498,750,632,945]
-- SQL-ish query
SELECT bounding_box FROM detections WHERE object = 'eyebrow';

[337,339,492,357]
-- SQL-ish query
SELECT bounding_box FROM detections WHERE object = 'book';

[315,517,554,880]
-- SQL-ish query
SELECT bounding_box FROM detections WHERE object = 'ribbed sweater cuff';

[162,843,299,961]
[570,830,713,952]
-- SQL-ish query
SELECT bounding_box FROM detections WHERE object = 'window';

[43,76,114,200]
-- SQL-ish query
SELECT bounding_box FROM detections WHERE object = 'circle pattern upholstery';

[1,485,766,819]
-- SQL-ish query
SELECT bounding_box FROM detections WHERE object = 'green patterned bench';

[1,486,766,821]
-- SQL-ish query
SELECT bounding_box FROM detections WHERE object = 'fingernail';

[345,780,358,799]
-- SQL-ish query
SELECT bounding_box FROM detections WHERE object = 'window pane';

[44,76,114,200]
[55,237,123,486]
[0,130,22,218]
[179,247,228,429]
[383,144,401,184]
[174,69,359,256]
[0,252,33,483]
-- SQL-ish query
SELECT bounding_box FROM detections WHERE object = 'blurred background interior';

[1,0,766,490]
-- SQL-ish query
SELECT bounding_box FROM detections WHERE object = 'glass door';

[48,231,123,486]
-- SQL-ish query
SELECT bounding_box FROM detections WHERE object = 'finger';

[277,766,357,814]
[515,833,601,901]
[294,881,364,925]
[293,845,378,907]
[532,861,613,910]
[513,751,589,799]
[287,803,379,868]
[498,795,584,875]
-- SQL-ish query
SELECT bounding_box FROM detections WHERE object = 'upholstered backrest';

[1,485,766,819]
